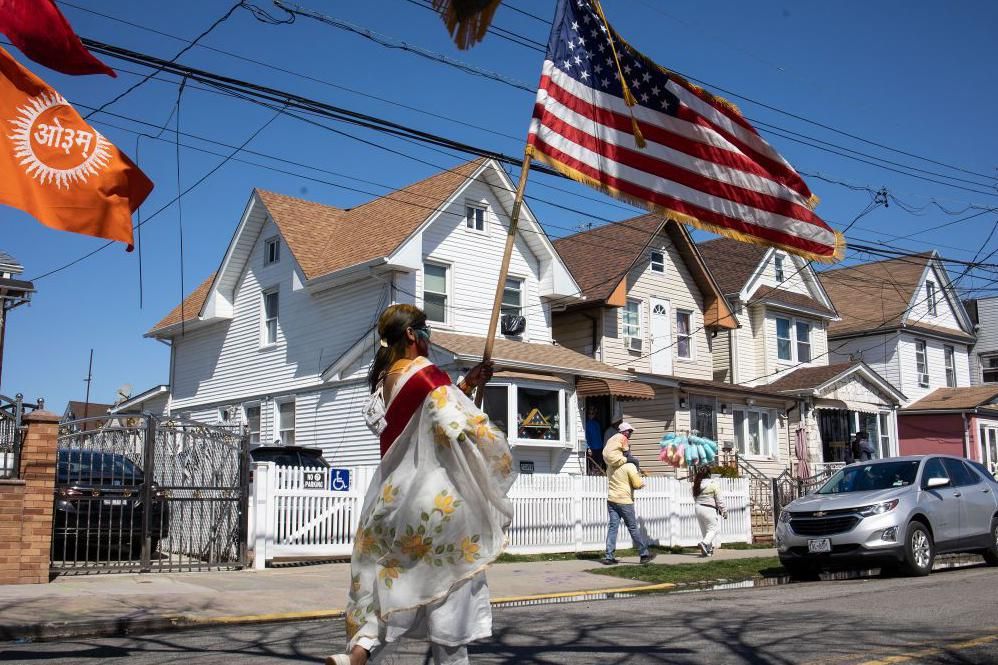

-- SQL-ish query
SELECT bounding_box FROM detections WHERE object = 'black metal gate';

[771,467,839,522]
[51,414,249,574]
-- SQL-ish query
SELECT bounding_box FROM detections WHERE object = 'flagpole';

[474,147,533,408]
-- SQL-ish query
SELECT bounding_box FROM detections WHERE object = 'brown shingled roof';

[259,159,486,280]
[905,386,998,411]
[64,401,114,420]
[819,252,934,337]
[696,237,769,295]
[766,362,859,392]
[149,160,487,336]
[553,215,735,328]
[431,330,634,378]
[553,215,666,302]
[752,286,836,317]
[148,273,216,334]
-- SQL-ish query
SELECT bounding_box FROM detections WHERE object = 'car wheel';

[782,560,819,581]
[901,522,934,577]
[983,519,998,567]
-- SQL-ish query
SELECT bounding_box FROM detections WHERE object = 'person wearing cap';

[601,423,656,566]
[603,421,642,472]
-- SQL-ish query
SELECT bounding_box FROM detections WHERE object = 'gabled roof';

[0,250,23,275]
[109,385,169,414]
[554,215,736,328]
[695,237,769,295]
[750,286,836,318]
[766,360,906,404]
[257,158,486,280]
[149,273,216,335]
[904,386,998,412]
[820,251,972,340]
[63,401,113,420]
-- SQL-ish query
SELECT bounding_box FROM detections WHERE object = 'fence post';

[140,414,157,572]
[253,461,272,570]
[571,475,583,553]
[237,429,250,568]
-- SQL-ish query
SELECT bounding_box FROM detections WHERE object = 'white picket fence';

[250,462,752,568]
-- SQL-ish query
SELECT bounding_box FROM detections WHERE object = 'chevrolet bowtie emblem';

[813,511,827,517]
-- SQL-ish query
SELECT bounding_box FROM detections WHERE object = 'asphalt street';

[2,565,996,665]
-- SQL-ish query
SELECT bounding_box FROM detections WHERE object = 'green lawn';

[497,542,772,564]
[585,556,784,585]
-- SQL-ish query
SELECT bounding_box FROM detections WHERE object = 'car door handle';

[952,491,962,497]
[982,488,992,493]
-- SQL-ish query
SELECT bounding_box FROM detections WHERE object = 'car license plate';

[103,499,127,506]
[808,538,831,553]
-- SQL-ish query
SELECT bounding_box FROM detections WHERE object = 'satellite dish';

[115,383,133,403]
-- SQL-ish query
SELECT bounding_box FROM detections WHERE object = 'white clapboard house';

[146,158,650,475]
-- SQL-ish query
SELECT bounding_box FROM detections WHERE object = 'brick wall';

[0,410,59,585]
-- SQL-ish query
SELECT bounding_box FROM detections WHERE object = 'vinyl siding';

[906,265,963,331]
[970,297,998,385]
[621,385,677,474]
[170,218,387,410]
[552,310,598,358]
[296,382,380,467]
[712,330,731,382]
[895,333,971,404]
[596,230,711,379]
[828,333,901,388]
[418,181,551,342]
[754,252,812,296]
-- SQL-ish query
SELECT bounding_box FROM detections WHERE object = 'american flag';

[527,0,843,262]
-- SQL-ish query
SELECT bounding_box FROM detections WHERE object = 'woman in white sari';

[326,304,516,665]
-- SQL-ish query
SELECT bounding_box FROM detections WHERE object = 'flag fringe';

[532,150,845,264]
[432,0,502,50]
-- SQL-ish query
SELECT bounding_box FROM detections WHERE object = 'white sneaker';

[698,542,709,557]
[325,655,351,665]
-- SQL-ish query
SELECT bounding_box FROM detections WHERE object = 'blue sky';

[2,0,997,413]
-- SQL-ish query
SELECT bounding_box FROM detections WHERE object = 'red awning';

[576,377,656,401]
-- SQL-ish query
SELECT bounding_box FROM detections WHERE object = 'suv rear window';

[942,458,978,486]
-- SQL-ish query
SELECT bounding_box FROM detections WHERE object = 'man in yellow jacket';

[601,423,657,566]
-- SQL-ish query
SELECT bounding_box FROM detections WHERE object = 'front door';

[650,298,672,375]
[691,396,717,440]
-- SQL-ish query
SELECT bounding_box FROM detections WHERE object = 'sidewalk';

[0,548,775,642]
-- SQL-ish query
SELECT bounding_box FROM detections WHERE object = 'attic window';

[265,237,280,265]
[466,203,487,232]
[774,255,785,282]
[926,280,937,315]
[650,250,665,273]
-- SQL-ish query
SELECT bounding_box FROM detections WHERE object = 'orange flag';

[0,46,151,249]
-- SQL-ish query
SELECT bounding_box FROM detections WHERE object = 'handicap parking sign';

[329,468,351,492]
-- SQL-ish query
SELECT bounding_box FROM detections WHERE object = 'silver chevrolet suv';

[776,455,998,578]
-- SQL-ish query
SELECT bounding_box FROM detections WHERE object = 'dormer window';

[926,280,937,315]
[650,250,665,273]
[264,237,280,265]
[465,203,487,232]
[774,254,785,282]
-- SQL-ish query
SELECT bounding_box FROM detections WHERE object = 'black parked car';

[52,449,169,561]
[249,445,329,469]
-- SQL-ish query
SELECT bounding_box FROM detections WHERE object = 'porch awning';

[576,377,656,401]
[493,370,568,386]
[814,399,883,415]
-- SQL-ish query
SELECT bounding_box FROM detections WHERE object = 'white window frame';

[623,299,643,352]
[676,309,694,360]
[944,345,956,387]
[422,261,450,325]
[733,407,778,458]
[243,403,261,447]
[774,315,814,364]
[915,339,929,387]
[276,399,296,446]
[264,236,280,266]
[501,276,524,319]
[878,412,893,459]
[774,254,785,282]
[465,202,487,233]
[926,280,937,316]
[775,317,792,361]
[261,288,279,347]
[983,355,998,384]
[482,382,568,447]
[796,321,812,363]
[650,250,665,273]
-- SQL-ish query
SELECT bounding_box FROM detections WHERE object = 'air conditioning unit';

[626,336,643,352]
[501,314,526,336]
[919,374,930,387]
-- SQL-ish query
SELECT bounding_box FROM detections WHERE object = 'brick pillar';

[1,411,60,584]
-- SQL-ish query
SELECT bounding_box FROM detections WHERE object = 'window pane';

[942,458,975,487]
[424,293,446,323]
[424,264,447,292]
[650,251,664,272]
[921,458,948,488]
[267,319,278,344]
[734,410,745,454]
[777,339,791,361]
[748,411,761,455]
[501,279,522,317]
[623,301,640,337]
[796,322,811,363]
[516,387,560,441]
[677,312,690,335]
[776,318,791,361]
[279,402,295,429]
[246,406,261,446]
[482,386,508,435]
[265,292,278,318]
[774,255,785,281]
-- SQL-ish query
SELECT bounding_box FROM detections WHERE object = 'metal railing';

[0,393,44,480]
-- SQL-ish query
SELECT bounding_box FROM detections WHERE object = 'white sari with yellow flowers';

[346,356,516,652]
